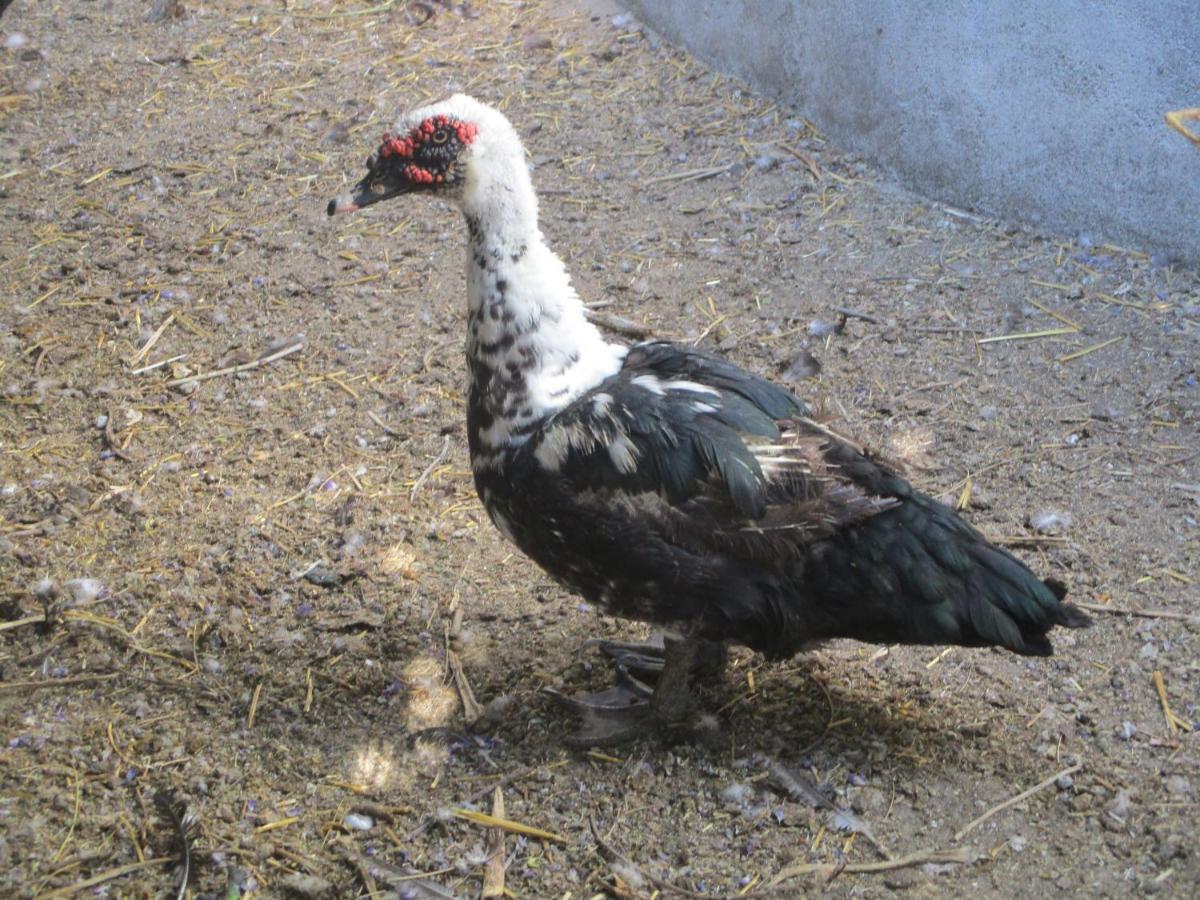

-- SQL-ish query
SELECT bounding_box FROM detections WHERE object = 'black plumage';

[478,341,1087,662]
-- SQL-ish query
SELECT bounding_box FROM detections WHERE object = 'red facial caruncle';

[379,114,479,161]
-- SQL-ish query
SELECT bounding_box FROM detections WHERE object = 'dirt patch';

[1,1,1197,896]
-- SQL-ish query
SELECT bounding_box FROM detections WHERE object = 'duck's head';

[327,94,523,217]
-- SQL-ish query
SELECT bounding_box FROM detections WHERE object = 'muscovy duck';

[328,95,1090,745]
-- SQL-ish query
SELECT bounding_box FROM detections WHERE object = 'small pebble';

[343,812,374,831]
[1055,774,1075,791]
[303,565,341,588]
[1119,721,1137,740]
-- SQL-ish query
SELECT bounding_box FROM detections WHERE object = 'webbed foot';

[545,637,718,747]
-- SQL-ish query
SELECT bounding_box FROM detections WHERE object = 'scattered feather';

[155,791,197,900]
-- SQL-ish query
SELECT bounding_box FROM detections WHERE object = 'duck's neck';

[460,167,626,470]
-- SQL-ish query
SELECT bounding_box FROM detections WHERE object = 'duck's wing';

[524,341,900,550]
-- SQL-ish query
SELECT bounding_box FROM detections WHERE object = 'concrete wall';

[621,1,1200,263]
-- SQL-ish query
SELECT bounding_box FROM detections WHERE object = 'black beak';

[327,154,414,216]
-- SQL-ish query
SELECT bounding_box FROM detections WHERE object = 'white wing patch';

[660,379,720,397]
[631,374,665,396]
[533,420,581,471]
[533,396,646,477]
[607,432,641,474]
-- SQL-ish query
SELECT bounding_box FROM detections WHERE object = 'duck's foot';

[544,637,708,748]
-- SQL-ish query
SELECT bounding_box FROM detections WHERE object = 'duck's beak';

[327,154,414,216]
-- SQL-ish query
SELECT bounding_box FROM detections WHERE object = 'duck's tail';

[769,490,1092,657]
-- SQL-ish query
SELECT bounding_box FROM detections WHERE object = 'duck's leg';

[544,636,719,747]
[585,633,728,678]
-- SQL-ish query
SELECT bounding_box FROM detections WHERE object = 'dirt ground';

[1,1,1198,897]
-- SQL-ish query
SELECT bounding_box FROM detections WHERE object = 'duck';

[328,95,1090,746]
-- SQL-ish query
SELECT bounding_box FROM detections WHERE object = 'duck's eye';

[431,128,450,145]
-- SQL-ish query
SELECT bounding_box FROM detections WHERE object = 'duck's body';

[330,95,1089,741]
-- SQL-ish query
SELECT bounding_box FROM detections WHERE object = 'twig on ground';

[403,765,544,841]
[1074,602,1199,625]
[1058,335,1124,363]
[645,163,735,186]
[776,141,822,179]
[585,308,653,339]
[452,808,566,844]
[762,848,979,890]
[247,682,263,729]
[481,788,506,898]
[0,608,195,672]
[0,614,47,633]
[367,410,403,437]
[41,857,174,898]
[130,354,187,376]
[0,673,120,693]
[164,341,303,388]
[912,326,981,334]
[992,535,1070,548]
[1153,670,1193,734]
[977,326,1078,345]
[410,434,451,500]
[833,306,881,325]
[954,762,1082,840]
[127,313,175,367]
[447,649,483,722]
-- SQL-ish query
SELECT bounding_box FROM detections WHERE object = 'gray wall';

[622,1,1200,263]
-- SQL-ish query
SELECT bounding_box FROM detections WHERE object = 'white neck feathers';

[448,100,625,455]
